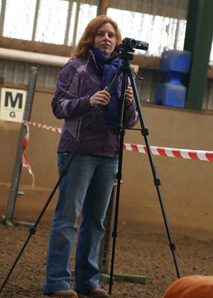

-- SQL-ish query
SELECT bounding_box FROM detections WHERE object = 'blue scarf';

[93,48,121,129]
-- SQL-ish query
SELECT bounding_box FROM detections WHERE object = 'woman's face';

[93,22,116,57]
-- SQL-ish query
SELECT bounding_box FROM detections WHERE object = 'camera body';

[122,38,149,51]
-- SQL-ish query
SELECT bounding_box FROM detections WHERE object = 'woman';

[43,15,138,298]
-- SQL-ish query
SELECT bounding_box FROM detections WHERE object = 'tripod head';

[117,37,149,61]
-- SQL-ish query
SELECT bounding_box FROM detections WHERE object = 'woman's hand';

[89,86,111,107]
[125,86,133,106]
[89,86,133,107]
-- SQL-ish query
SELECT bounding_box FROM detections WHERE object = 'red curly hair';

[70,15,122,60]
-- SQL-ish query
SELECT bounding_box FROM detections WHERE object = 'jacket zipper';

[76,117,82,141]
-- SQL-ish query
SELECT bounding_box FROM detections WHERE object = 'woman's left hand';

[125,87,133,106]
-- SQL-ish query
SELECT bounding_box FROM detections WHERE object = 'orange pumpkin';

[163,275,213,298]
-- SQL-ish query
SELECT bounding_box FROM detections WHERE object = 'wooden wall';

[0,89,213,239]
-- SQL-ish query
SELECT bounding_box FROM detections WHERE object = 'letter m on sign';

[5,91,23,109]
[0,88,27,123]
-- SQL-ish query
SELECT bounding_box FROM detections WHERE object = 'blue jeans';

[43,153,118,294]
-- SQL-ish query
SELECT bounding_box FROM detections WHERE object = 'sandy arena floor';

[1,219,213,298]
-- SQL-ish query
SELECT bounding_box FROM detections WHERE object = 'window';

[0,0,98,45]
[107,8,187,57]
[3,0,37,40]
[0,0,212,64]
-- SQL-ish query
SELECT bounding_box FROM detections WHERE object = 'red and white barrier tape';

[23,123,35,187]
[123,144,213,162]
[23,120,62,134]
[23,120,213,162]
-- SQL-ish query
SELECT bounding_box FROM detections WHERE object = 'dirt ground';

[1,183,213,298]
[1,216,213,298]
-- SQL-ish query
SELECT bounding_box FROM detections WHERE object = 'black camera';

[122,38,149,51]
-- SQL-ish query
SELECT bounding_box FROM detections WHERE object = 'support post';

[5,67,38,225]
[0,0,6,36]
[99,183,116,274]
[184,0,213,111]
[98,183,147,285]
[97,0,109,16]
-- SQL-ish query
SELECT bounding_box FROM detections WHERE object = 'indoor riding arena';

[0,0,213,297]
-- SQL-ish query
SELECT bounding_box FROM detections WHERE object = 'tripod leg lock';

[85,121,93,130]
[141,128,149,136]
[112,231,117,238]
[29,226,37,235]
[170,242,176,251]
[154,178,161,186]
[116,173,122,180]
[61,168,68,176]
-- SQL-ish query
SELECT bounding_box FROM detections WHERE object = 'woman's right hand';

[89,86,111,107]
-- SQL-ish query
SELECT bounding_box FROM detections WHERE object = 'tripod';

[0,41,180,295]
[106,44,181,293]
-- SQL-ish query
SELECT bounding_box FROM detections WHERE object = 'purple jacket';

[52,52,138,158]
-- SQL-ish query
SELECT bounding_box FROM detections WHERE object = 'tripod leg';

[128,68,180,279]
[109,71,129,294]
[0,174,63,294]
[0,78,126,294]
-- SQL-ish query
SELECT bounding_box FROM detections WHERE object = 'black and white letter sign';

[0,88,27,123]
